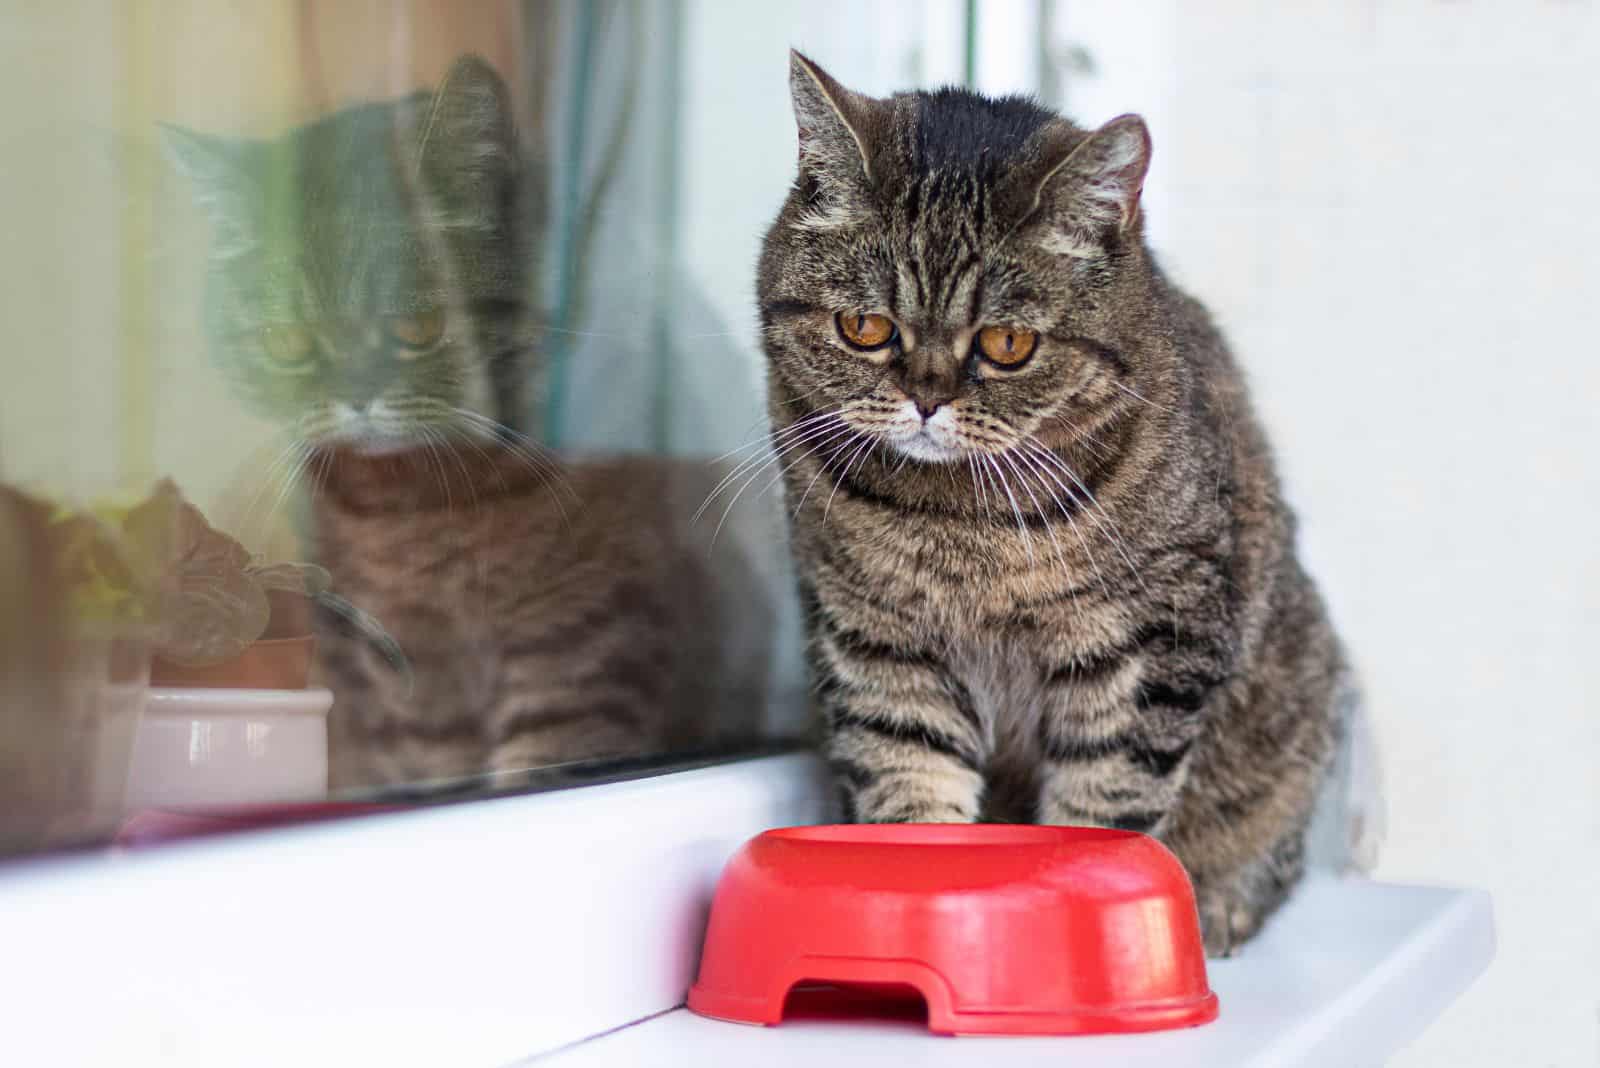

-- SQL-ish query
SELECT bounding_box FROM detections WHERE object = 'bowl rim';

[764,824,1141,848]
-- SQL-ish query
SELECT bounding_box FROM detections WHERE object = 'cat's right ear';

[164,125,251,189]
[788,51,882,212]
[159,124,257,213]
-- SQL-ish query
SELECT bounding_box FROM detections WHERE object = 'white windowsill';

[0,751,1492,1067]
[0,753,832,1068]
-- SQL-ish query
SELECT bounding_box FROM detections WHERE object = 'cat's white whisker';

[709,420,856,544]
[1023,442,1125,588]
[422,426,480,513]
[1110,379,1175,415]
[983,452,1035,566]
[709,434,781,467]
[964,454,981,517]
[449,424,513,494]
[791,430,863,520]
[1024,437,1148,596]
[449,407,576,516]
[966,451,994,523]
[999,449,1066,574]
[694,412,845,524]
[821,433,878,526]
[753,422,859,506]
[260,443,315,536]
[417,429,454,515]
[1010,444,1109,605]
[238,437,311,540]
[717,407,839,469]
[1011,451,1089,628]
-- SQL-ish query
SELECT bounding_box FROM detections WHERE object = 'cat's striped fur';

[759,52,1356,954]
[313,447,769,790]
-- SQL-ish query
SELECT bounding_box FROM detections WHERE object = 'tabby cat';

[167,56,769,788]
[760,52,1363,954]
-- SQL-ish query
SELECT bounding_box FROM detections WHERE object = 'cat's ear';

[159,124,258,205]
[789,50,883,207]
[422,54,517,172]
[1018,114,1151,256]
[159,124,268,249]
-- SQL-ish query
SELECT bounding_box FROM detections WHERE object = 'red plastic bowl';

[688,824,1219,1035]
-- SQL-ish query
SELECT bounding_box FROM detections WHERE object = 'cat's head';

[164,56,531,452]
[758,52,1154,463]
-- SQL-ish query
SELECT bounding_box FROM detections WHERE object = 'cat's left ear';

[1014,114,1152,255]
[420,54,518,174]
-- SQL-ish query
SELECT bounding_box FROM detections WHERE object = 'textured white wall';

[1049,2,1599,1064]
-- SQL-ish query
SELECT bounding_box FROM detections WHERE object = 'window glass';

[0,0,965,857]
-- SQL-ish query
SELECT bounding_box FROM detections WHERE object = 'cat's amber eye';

[835,311,896,351]
[386,308,446,352]
[259,324,312,365]
[975,325,1038,368]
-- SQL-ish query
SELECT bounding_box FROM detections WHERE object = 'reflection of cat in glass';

[165,56,769,789]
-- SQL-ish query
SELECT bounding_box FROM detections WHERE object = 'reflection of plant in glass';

[7,480,328,667]
[130,481,329,667]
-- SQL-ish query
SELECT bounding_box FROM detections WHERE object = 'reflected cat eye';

[835,311,897,351]
[386,308,446,352]
[259,324,313,365]
[975,325,1037,368]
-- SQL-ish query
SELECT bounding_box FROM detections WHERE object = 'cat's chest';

[313,502,515,644]
[813,505,1114,641]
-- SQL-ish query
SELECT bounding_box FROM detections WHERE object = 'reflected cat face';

[165,56,532,451]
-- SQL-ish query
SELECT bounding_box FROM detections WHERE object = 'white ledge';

[0,751,1492,1067]
[0,754,832,1068]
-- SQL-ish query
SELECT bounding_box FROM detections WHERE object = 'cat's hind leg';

[1191,825,1307,957]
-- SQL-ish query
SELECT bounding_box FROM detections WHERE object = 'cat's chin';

[318,432,422,458]
[890,435,966,464]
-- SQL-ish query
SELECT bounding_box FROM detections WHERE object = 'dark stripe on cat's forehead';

[908,88,1056,175]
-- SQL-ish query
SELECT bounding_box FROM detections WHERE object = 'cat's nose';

[902,384,955,420]
[897,352,959,419]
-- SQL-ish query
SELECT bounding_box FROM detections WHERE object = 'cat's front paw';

[854,804,977,824]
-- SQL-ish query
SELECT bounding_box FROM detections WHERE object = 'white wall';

[1047,2,1599,1064]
